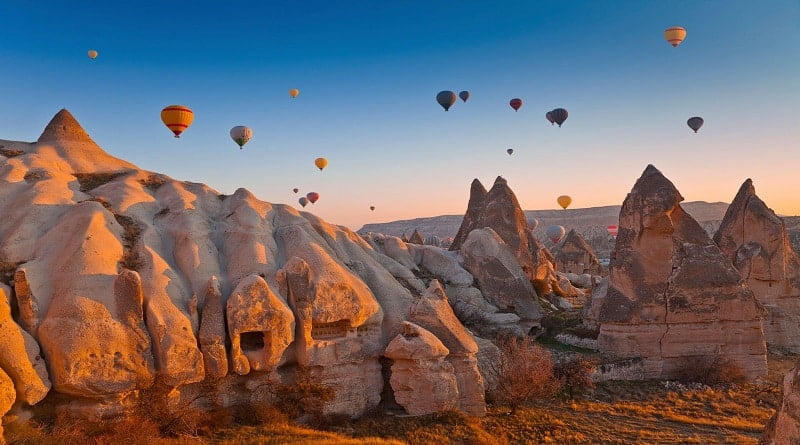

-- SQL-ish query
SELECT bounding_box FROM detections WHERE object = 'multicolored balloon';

[436,91,457,111]
[551,108,568,127]
[306,192,319,204]
[607,225,619,237]
[229,126,253,149]
[557,195,572,210]
[545,111,555,125]
[315,157,328,171]
[509,98,523,112]
[546,225,566,244]
[664,26,687,47]
[160,105,194,138]
[289,88,300,98]
[687,117,704,133]
[459,91,470,102]
[298,197,308,207]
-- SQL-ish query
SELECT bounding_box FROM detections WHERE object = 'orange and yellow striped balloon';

[160,105,194,138]
[664,26,686,47]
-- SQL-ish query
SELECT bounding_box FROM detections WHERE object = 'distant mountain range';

[359,201,795,259]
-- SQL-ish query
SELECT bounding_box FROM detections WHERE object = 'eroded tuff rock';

[384,322,459,415]
[408,230,424,245]
[714,179,800,353]
[596,165,767,379]
[450,176,563,296]
[554,229,603,276]
[762,365,800,445]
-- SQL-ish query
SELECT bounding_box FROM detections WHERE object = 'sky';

[0,1,798,229]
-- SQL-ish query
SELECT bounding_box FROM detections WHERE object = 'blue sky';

[1,1,798,229]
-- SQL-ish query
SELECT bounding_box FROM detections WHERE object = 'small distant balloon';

[664,26,687,47]
[687,117,704,133]
[87,49,98,59]
[370,206,375,211]
[506,148,514,156]
[289,88,300,98]
[551,108,568,127]
[557,195,572,210]
[546,225,566,244]
[306,192,320,204]
[459,91,470,102]
[530,218,539,231]
[229,126,253,149]
[293,188,299,194]
[314,157,328,171]
[298,197,308,207]
[509,98,523,112]
[160,105,194,138]
[607,225,619,237]
[436,91,457,111]
[545,111,555,125]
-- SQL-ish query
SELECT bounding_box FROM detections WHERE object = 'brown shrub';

[554,355,597,398]
[0,260,22,285]
[114,214,143,271]
[138,174,167,191]
[488,336,560,409]
[74,172,127,192]
[272,368,336,423]
[674,355,748,386]
[0,147,24,157]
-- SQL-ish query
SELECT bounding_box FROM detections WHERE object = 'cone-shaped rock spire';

[38,109,96,144]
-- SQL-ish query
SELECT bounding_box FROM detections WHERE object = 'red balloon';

[509,98,523,112]
[607,225,618,237]
[306,192,320,204]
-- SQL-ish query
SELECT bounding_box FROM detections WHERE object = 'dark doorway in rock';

[240,331,265,351]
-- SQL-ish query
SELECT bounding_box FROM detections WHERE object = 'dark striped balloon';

[687,116,704,133]
[436,91,457,111]
[509,98,523,111]
[459,91,470,102]
[551,108,568,127]
[545,111,555,125]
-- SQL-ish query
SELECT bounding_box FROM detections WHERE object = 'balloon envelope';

[557,195,572,210]
[160,105,194,138]
[529,218,539,231]
[293,188,299,193]
[506,148,514,155]
[87,49,98,59]
[314,157,328,171]
[459,91,470,102]
[298,197,308,207]
[607,225,619,237]
[551,108,568,127]
[370,206,375,211]
[664,26,687,47]
[306,192,319,204]
[546,225,566,244]
[546,111,554,125]
[436,91,457,111]
[229,126,253,149]
[509,98,523,111]
[687,116,704,133]
[289,88,300,98]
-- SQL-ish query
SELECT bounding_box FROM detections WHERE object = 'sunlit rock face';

[596,165,767,380]
[714,179,800,353]
[762,365,800,445]
[0,110,493,423]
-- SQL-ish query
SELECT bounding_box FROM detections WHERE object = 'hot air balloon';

[529,218,539,231]
[87,50,98,59]
[314,157,328,171]
[293,188,299,194]
[370,206,375,211]
[506,148,514,156]
[298,197,308,207]
[459,91,470,102]
[509,98,523,112]
[557,195,572,210]
[160,105,194,138]
[607,225,619,237]
[229,126,253,149]
[546,225,566,244]
[307,192,319,204]
[551,108,568,127]
[687,117,704,133]
[664,26,686,47]
[289,88,300,98]
[436,91,457,111]
[545,111,555,125]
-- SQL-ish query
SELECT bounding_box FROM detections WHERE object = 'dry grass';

[74,172,127,192]
[113,213,143,271]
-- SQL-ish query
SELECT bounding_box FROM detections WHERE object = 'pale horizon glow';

[0,1,797,230]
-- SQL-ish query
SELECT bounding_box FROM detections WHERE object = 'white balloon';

[230,126,253,149]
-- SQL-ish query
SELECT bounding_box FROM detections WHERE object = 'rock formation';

[714,179,800,353]
[0,110,496,426]
[384,322,459,415]
[595,165,767,379]
[408,230,424,245]
[450,176,563,297]
[762,365,800,445]
[554,229,603,276]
